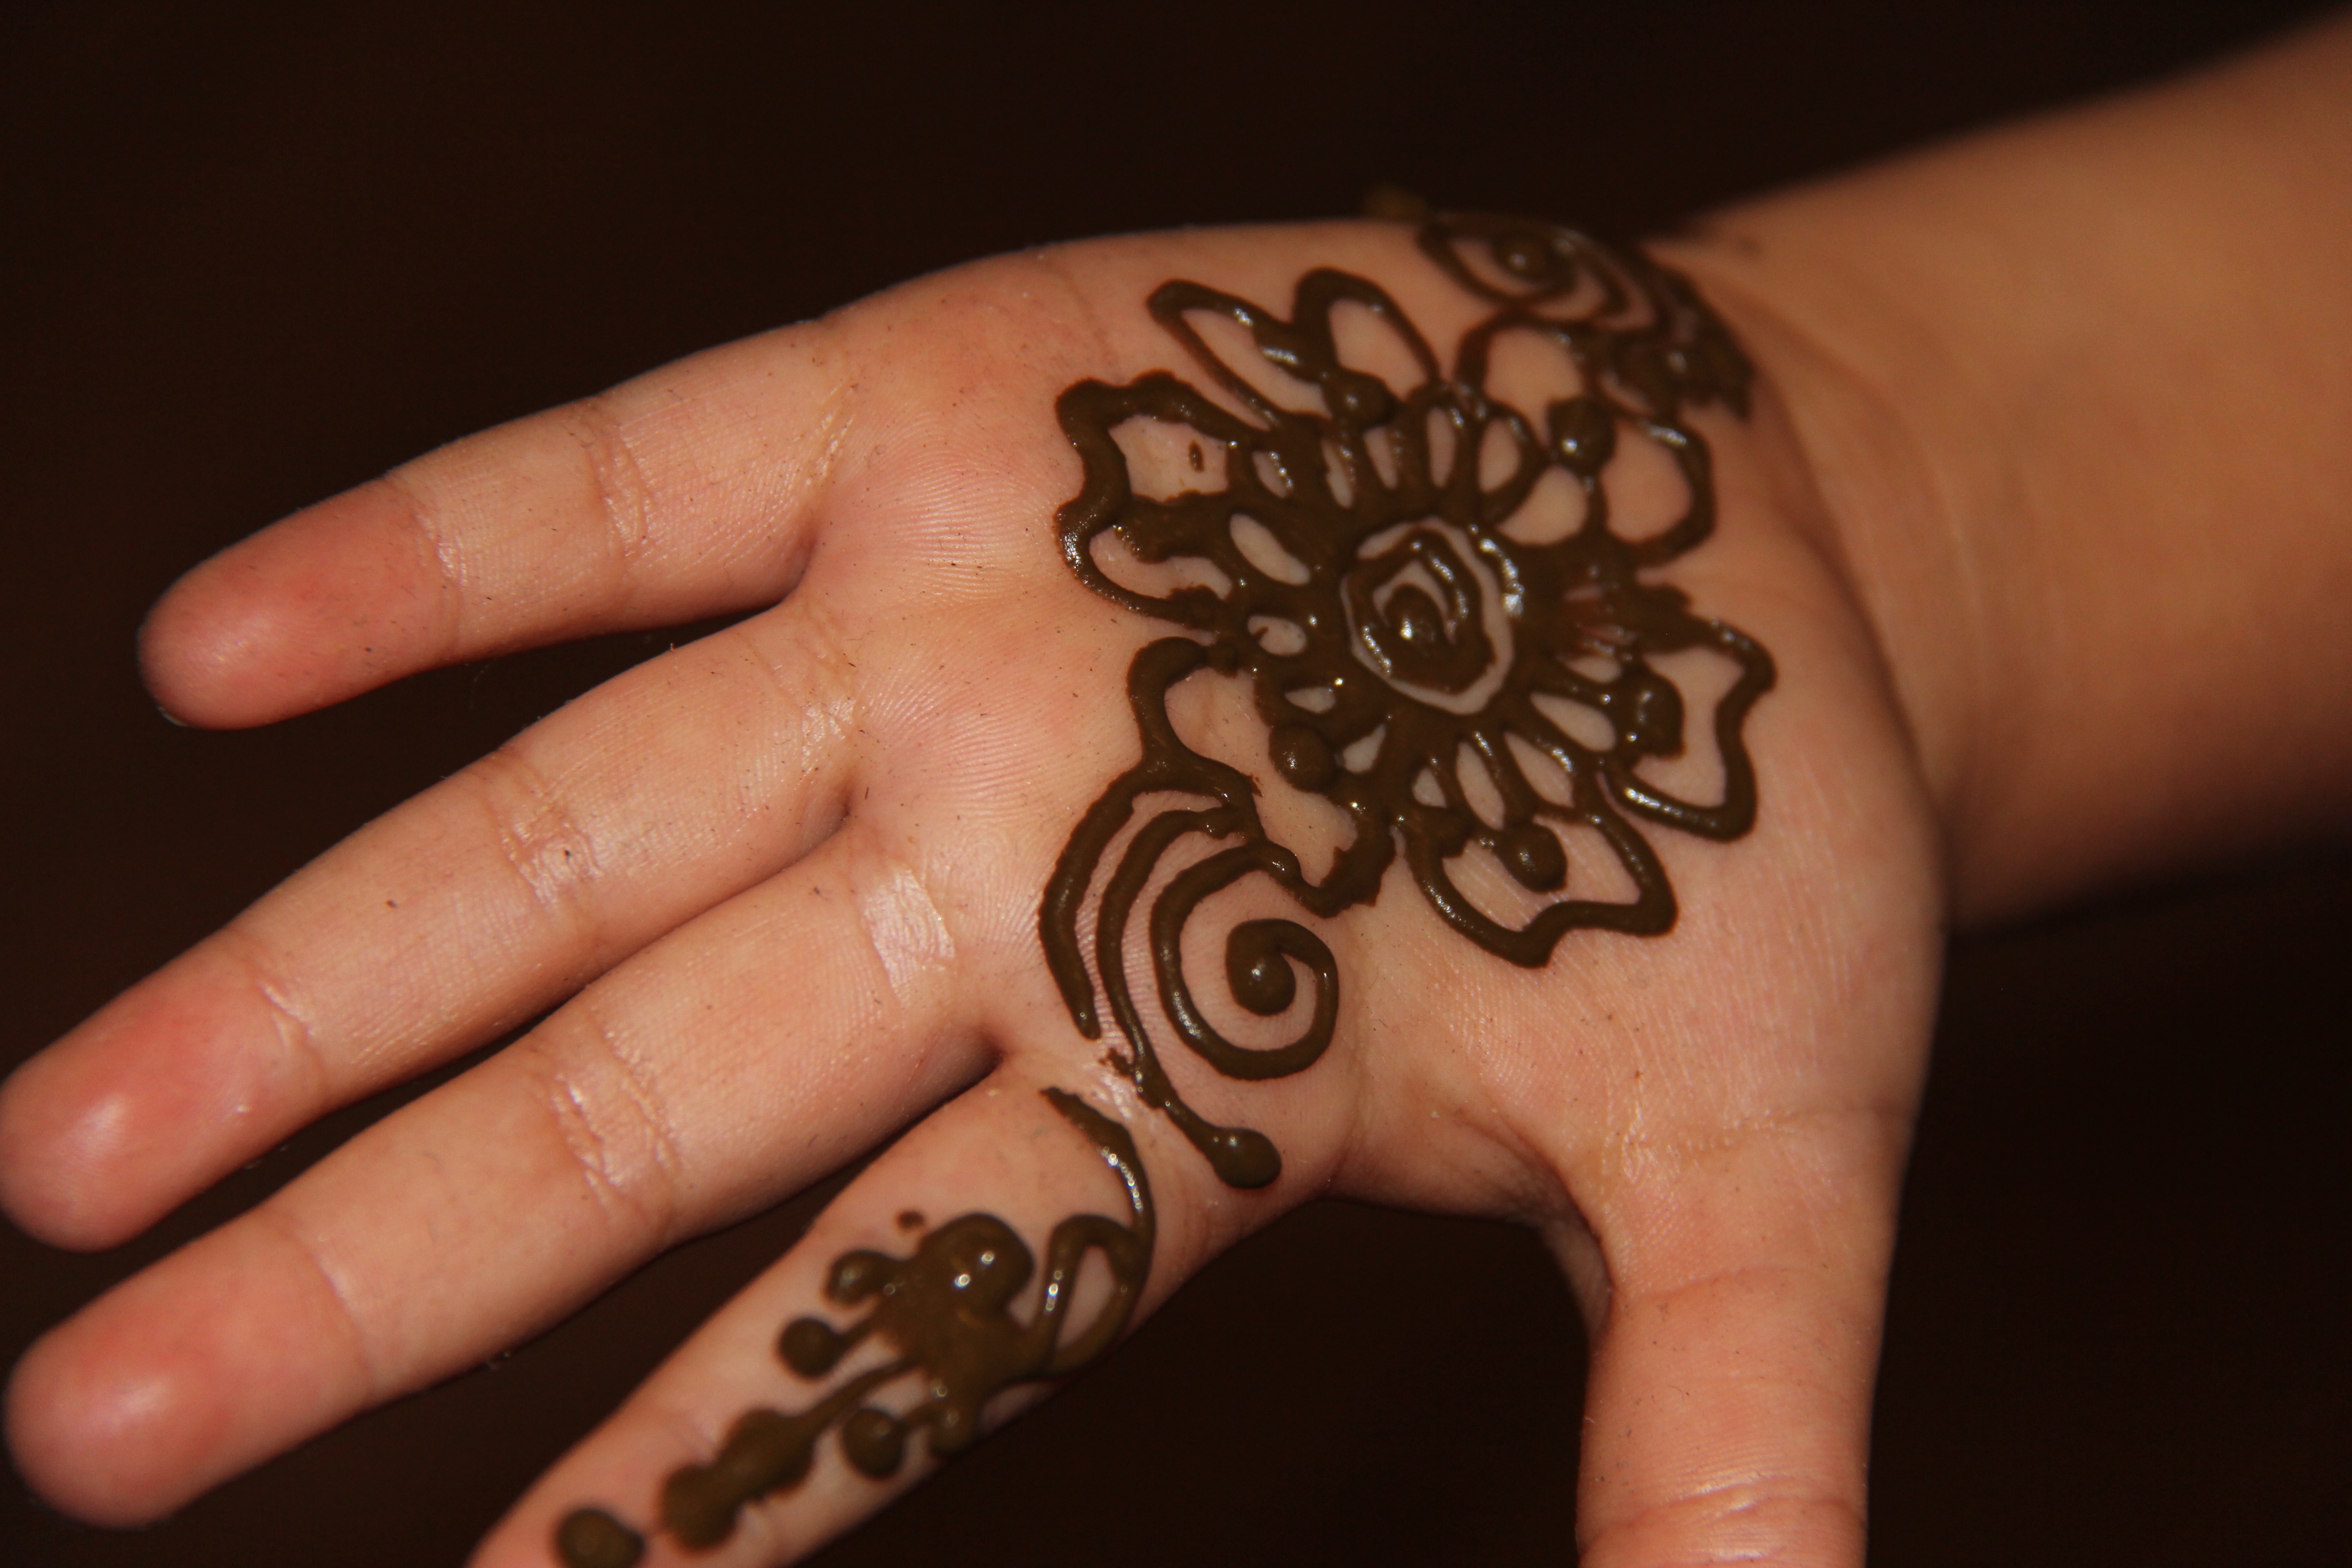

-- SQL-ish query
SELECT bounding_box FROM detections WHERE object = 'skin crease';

[5,15,2352,1568]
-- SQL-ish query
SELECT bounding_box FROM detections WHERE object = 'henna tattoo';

[553,1090,1153,1568]
[552,213,1769,1564]
[1042,213,1774,1189]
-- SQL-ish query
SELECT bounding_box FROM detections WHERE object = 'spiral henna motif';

[1042,212,1775,1189]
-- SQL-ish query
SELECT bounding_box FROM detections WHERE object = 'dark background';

[4,3,2346,1563]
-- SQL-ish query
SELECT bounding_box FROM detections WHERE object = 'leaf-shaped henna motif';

[1042,212,1776,1189]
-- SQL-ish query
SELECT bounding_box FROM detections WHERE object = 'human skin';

[3,13,2348,1568]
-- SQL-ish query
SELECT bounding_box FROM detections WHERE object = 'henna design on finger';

[1042,212,1774,1189]
[553,1090,1153,1567]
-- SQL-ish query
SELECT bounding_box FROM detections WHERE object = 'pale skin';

[5,13,2350,1568]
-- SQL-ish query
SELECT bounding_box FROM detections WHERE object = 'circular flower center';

[1340,526,1511,710]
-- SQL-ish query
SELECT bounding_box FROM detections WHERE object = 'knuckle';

[216,924,333,1099]
[730,604,863,787]
[1583,1482,1867,1568]
[525,1001,686,1246]
[466,744,608,964]
[839,837,958,1021]
[1613,1094,1909,1184]
[571,393,656,588]
[255,1204,382,1400]
[374,468,468,659]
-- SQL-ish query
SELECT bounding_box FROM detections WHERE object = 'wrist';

[1656,13,2352,924]
[1649,225,1985,912]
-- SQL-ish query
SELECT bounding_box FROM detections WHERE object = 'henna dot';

[1227,938,1297,1017]
[1269,722,1336,791]
[1201,1126,1282,1189]
[1495,227,1553,279]
[554,1508,643,1568]
[779,1317,845,1377]
[1607,671,1685,755]
[661,1463,740,1550]
[1498,823,1568,892]
[828,1250,895,1303]
[1547,395,1616,475]
[841,1407,909,1477]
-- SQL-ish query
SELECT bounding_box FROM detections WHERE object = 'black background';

[3,3,2346,1564]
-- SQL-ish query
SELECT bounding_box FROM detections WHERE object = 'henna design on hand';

[552,213,1769,1566]
[1041,213,1775,1190]
[554,1091,1153,1567]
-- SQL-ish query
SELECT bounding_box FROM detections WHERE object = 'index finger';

[141,322,855,729]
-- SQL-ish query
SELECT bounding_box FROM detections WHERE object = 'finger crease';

[730,613,861,809]
[1617,1094,1909,1168]
[257,1204,382,1401]
[576,395,655,602]
[475,746,607,963]
[222,926,335,1099]
[848,847,957,1019]
[377,467,468,665]
[1587,1480,1867,1565]
[535,1008,685,1247]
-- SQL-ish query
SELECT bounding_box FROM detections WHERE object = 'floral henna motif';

[552,214,1771,1568]
[553,1091,1154,1568]
[1041,213,1775,1190]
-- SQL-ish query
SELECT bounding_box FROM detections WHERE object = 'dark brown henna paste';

[1042,213,1774,1189]
[553,1090,1153,1567]
[553,214,1768,1564]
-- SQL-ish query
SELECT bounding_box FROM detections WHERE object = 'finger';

[471,1057,1186,1568]
[1572,1117,1903,1568]
[0,604,859,1250]
[4,830,981,1528]
[140,323,855,729]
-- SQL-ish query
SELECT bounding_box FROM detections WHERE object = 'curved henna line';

[1096,804,1235,1068]
[1150,271,1441,434]
[1468,725,1548,823]
[1473,403,1550,531]
[1151,844,1338,1082]
[1093,804,1284,1189]
[1417,215,1633,317]
[1041,637,1235,1032]
[1604,620,1777,838]
[1037,1088,1156,1373]
[1404,793,1676,966]
[1622,420,1717,567]
[1042,212,1772,1188]
[1421,217,1753,422]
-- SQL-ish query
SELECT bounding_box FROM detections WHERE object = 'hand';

[2,217,1940,1568]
